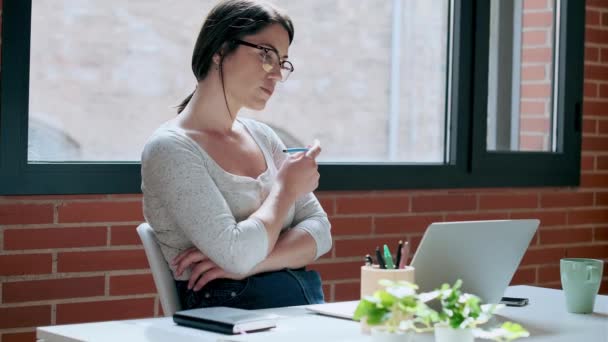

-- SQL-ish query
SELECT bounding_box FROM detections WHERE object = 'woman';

[140,0,332,310]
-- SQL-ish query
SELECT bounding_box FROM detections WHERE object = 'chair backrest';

[136,223,181,316]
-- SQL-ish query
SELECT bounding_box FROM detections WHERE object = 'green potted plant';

[353,280,421,341]
[354,279,530,342]
[420,279,528,342]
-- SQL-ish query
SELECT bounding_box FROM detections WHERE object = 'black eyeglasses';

[233,39,294,82]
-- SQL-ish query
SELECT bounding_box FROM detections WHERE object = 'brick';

[524,0,547,10]
[408,235,423,258]
[322,284,332,302]
[585,65,608,82]
[57,201,143,223]
[334,282,360,301]
[0,254,52,276]
[309,261,361,281]
[57,249,148,272]
[2,331,36,342]
[584,100,608,116]
[328,216,372,236]
[566,245,608,259]
[521,65,546,80]
[375,215,441,234]
[521,84,551,98]
[601,280,608,295]
[540,282,562,290]
[0,204,54,225]
[604,11,608,26]
[569,209,608,225]
[522,47,552,63]
[580,155,594,170]
[601,84,608,98]
[521,118,550,132]
[3,276,105,303]
[580,174,608,188]
[586,8,601,26]
[595,226,608,241]
[538,264,560,283]
[0,306,51,329]
[4,227,107,250]
[106,194,142,200]
[585,27,608,45]
[598,156,608,170]
[336,196,409,215]
[540,192,594,208]
[510,211,567,226]
[479,194,538,210]
[317,196,335,216]
[334,237,400,258]
[411,194,476,212]
[522,30,547,46]
[582,136,608,151]
[520,101,545,115]
[520,135,545,150]
[599,118,608,133]
[110,225,141,246]
[523,12,553,27]
[585,47,600,63]
[510,268,536,285]
[603,48,608,63]
[584,82,598,98]
[56,298,155,324]
[583,118,597,134]
[539,228,593,245]
[445,212,509,222]
[109,273,156,296]
[598,192,608,206]
[521,247,565,265]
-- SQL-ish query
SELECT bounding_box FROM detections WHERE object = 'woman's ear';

[212,53,221,65]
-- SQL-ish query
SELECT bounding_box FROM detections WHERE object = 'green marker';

[383,244,395,269]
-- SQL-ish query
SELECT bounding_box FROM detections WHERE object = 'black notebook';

[173,307,277,335]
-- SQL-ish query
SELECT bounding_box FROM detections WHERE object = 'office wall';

[1,1,607,341]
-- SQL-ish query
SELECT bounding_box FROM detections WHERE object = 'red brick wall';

[520,0,554,150]
[1,2,608,341]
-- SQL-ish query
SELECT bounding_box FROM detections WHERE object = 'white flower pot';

[434,325,474,342]
[370,326,413,342]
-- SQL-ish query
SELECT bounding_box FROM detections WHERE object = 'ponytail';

[176,89,195,114]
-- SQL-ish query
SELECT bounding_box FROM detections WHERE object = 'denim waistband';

[175,267,324,310]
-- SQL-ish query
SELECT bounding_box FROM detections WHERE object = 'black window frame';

[0,0,584,195]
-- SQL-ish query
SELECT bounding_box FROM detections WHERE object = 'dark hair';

[177,0,294,114]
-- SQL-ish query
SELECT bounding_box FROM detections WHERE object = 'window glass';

[28,0,449,162]
[487,0,556,152]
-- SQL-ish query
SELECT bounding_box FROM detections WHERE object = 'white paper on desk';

[305,301,359,320]
[216,315,366,342]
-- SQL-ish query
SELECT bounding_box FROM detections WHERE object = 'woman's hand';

[172,247,246,291]
[276,140,322,200]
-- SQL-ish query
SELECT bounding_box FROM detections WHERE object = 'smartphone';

[500,296,529,307]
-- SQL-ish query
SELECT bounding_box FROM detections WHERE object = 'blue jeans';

[175,268,324,310]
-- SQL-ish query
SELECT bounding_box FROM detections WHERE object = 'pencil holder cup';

[360,265,416,298]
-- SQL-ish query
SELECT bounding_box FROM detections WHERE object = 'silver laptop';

[411,219,539,304]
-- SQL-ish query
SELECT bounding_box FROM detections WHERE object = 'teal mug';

[560,258,604,314]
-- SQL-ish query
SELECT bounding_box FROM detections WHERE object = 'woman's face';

[221,23,290,111]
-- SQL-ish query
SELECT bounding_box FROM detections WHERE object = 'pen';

[282,147,309,153]
[395,240,403,269]
[375,246,386,269]
[364,254,373,266]
[383,244,395,269]
[398,241,410,269]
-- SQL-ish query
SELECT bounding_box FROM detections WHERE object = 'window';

[0,0,584,194]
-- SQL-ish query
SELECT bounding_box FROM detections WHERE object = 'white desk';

[37,286,607,342]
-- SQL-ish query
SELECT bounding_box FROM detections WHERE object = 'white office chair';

[137,223,181,316]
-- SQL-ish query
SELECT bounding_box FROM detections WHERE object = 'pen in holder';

[360,265,415,298]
